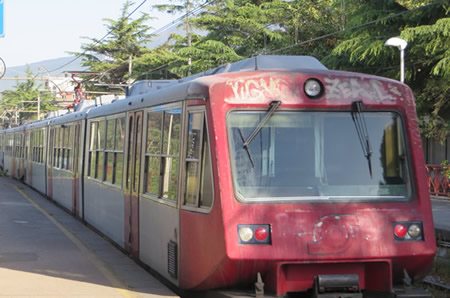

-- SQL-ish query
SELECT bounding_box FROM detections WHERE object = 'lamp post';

[384,37,408,83]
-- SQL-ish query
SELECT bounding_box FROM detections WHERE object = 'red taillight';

[254,227,268,241]
[394,224,407,238]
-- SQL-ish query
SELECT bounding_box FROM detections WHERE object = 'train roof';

[48,110,89,126]
[86,55,329,119]
[25,119,49,130]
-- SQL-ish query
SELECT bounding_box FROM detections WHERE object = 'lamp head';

[384,37,408,51]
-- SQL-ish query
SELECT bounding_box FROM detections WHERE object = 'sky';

[0,0,181,69]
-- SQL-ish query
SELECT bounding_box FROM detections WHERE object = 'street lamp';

[384,37,408,83]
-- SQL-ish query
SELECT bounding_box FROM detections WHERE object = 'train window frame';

[14,132,24,159]
[87,114,126,189]
[51,124,73,172]
[5,134,13,156]
[141,104,182,205]
[181,106,214,213]
[226,108,414,204]
[34,128,44,164]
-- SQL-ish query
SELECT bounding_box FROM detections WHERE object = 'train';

[0,55,436,298]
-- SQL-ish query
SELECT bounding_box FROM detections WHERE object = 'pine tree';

[323,0,449,140]
[73,0,154,85]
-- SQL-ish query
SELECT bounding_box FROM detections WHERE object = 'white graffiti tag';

[324,77,396,102]
[226,77,291,102]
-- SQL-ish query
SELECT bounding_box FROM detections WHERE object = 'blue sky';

[0,0,180,68]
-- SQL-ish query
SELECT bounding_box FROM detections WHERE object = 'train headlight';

[304,79,323,98]
[239,227,254,242]
[407,224,421,238]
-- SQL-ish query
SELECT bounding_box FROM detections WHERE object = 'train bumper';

[269,260,392,296]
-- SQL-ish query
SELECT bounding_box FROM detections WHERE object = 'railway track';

[422,240,450,294]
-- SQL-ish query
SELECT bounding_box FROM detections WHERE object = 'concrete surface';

[0,176,179,298]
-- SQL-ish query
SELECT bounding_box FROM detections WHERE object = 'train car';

[0,55,435,298]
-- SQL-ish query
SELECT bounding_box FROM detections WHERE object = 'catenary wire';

[267,0,446,54]
[45,0,148,74]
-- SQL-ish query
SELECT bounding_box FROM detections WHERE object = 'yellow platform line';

[14,185,136,298]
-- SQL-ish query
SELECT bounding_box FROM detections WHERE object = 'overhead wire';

[139,0,446,78]
[151,0,215,36]
[42,0,446,79]
[45,0,148,74]
[106,0,217,81]
[267,0,446,54]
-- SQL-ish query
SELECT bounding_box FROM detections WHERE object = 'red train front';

[179,56,435,297]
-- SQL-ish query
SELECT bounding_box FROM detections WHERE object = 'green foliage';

[441,160,450,179]
[72,0,154,84]
[0,67,56,121]
[165,33,242,77]
[74,0,449,143]
[323,0,450,141]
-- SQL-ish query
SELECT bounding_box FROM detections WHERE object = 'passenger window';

[184,111,214,209]
[88,121,99,177]
[114,118,125,185]
[88,117,125,186]
[144,109,181,201]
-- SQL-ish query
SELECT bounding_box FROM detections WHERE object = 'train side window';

[105,117,125,185]
[51,125,72,170]
[105,119,116,183]
[144,109,181,201]
[63,125,72,170]
[97,120,106,180]
[88,121,98,178]
[88,117,125,186]
[145,111,162,196]
[39,129,44,164]
[114,117,125,186]
[184,111,214,209]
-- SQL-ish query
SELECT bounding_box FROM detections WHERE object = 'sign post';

[0,0,4,37]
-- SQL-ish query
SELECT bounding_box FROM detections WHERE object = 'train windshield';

[228,111,412,202]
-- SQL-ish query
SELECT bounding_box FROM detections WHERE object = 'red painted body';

[180,70,436,296]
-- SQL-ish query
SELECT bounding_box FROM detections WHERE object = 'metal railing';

[426,164,449,197]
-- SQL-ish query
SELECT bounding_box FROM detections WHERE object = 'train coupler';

[255,272,265,298]
[313,274,362,298]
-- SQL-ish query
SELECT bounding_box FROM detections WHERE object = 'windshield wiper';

[351,101,373,178]
[239,100,281,168]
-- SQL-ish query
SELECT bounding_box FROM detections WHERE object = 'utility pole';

[37,96,41,120]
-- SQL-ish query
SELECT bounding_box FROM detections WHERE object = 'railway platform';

[0,176,179,298]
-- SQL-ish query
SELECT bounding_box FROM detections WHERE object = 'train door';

[124,110,143,257]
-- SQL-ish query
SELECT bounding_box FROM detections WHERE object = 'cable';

[150,0,215,36]
[267,0,446,55]
[98,0,217,80]
[45,0,148,74]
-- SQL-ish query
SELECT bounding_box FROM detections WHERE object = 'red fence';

[426,164,450,197]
